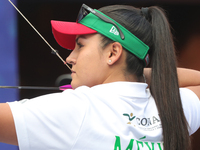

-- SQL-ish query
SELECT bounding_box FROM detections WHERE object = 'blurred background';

[1,0,200,149]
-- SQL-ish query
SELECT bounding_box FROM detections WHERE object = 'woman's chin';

[71,81,82,89]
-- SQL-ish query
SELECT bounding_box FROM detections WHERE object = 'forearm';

[177,68,200,87]
[177,68,200,99]
[144,67,200,87]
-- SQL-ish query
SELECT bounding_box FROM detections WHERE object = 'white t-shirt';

[8,82,200,150]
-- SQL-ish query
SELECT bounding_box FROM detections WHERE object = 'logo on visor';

[110,26,119,36]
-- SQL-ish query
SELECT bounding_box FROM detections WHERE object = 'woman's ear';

[107,42,123,65]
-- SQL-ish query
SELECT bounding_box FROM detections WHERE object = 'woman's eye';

[77,42,84,48]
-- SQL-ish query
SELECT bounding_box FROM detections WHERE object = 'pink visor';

[51,20,97,50]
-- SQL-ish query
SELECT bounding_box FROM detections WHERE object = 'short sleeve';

[8,90,88,150]
[180,88,200,135]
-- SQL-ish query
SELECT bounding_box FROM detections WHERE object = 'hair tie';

[141,7,149,20]
[144,54,150,67]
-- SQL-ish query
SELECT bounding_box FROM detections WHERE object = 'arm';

[177,68,200,87]
[144,67,200,99]
[0,103,18,145]
[177,68,200,99]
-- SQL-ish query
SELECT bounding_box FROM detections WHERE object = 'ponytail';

[149,6,191,150]
[99,5,191,150]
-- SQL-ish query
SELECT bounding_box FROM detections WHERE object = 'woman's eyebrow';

[75,35,87,43]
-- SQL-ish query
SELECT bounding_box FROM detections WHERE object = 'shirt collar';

[91,81,150,98]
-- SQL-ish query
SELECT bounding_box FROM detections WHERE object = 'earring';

[108,60,112,63]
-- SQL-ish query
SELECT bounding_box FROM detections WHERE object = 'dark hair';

[99,5,191,150]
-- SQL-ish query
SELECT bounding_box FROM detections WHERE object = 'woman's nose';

[66,55,76,65]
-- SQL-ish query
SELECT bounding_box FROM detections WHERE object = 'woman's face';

[66,34,110,89]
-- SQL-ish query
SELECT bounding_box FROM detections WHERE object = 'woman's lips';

[71,70,76,76]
